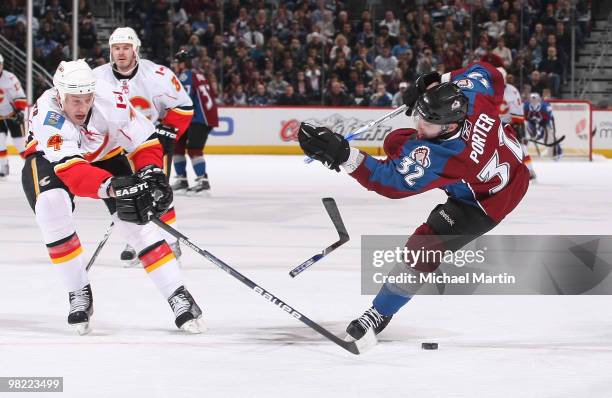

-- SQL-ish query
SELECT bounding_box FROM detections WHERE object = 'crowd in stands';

[0,0,593,106]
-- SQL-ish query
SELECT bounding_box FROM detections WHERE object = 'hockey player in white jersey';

[22,60,204,335]
[499,71,537,180]
[0,53,27,177]
[93,27,194,265]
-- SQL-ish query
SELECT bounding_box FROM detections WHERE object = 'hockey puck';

[421,342,438,350]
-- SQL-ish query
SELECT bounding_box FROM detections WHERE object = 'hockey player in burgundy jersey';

[298,62,529,343]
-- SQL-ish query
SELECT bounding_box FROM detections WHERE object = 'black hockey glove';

[298,122,350,172]
[111,175,154,225]
[13,110,25,125]
[137,165,173,217]
[403,72,441,115]
[155,124,178,154]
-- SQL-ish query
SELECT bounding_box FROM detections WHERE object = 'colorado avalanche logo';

[410,146,431,168]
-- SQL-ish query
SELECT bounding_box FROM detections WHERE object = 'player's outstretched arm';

[298,123,455,199]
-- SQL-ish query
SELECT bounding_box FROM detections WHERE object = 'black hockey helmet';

[414,82,468,125]
[173,50,191,66]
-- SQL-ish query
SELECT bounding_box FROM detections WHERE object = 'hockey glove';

[155,124,178,154]
[403,72,441,115]
[13,110,25,125]
[111,175,154,225]
[137,165,173,217]
[298,122,350,172]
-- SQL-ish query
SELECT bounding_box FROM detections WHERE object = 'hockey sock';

[47,232,89,292]
[372,283,412,316]
[35,189,89,292]
[174,155,187,177]
[138,240,183,298]
[13,135,25,154]
[190,155,206,177]
[159,207,179,246]
[0,133,7,167]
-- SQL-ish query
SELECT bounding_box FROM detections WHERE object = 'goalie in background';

[524,92,562,161]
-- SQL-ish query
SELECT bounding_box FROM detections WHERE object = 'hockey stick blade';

[151,218,365,355]
[527,135,565,147]
[86,222,114,272]
[290,198,349,277]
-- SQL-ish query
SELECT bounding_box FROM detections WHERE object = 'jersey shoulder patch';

[43,111,66,130]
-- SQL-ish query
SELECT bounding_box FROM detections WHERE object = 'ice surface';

[1,155,611,397]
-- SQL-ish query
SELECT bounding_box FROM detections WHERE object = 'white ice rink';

[1,155,612,398]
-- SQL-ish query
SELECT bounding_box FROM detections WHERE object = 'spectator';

[374,46,397,77]
[295,70,314,103]
[392,82,408,107]
[492,37,512,68]
[392,35,411,58]
[352,82,371,107]
[78,14,97,58]
[502,21,521,51]
[380,11,400,38]
[529,70,547,95]
[276,85,304,105]
[416,47,436,75]
[267,71,289,100]
[324,81,352,106]
[483,10,506,41]
[330,34,351,62]
[370,83,392,107]
[249,83,270,106]
[539,46,564,97]
[304,57,322,97]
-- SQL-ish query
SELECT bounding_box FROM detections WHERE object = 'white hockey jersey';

[93,59,193,134]
[499,83,523,124]
[27,79,155,164]
[0,70,27,117]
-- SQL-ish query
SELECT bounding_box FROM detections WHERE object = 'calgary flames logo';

[129,96,152,119]
[0,88,4,104]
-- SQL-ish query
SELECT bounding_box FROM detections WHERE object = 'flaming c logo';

[129,96,152,119]
[0,88,4,104]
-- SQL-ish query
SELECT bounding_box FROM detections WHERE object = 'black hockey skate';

[345,307,392,341]
[187,175,210,195]
[168,286,205,333]
[121,244,139,268]
[0,162,8,177]
[68,284,94,335]
[171,176,189,193]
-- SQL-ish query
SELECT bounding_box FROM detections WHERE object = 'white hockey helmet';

[0,53,3,64]
[53,59,96,106]
[109,27,141,63]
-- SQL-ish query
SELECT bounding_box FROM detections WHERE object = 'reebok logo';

[439,209,455,226]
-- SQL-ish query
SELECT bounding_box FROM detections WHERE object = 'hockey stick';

[289,198,349,278]
[304,104,408,164]
[86,222,114,272]
[150,218,375,355]
[527,135,565,147]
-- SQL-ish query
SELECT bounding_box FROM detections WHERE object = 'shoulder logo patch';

[43,111,65,130]
[455,79,474,89]
[410,145,431,168]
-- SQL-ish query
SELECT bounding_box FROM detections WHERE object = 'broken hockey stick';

[86,222,114,272]
[289,198,349,278]
[151,218,375,355]
[527,135,565,147]
[304,104,408,164]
